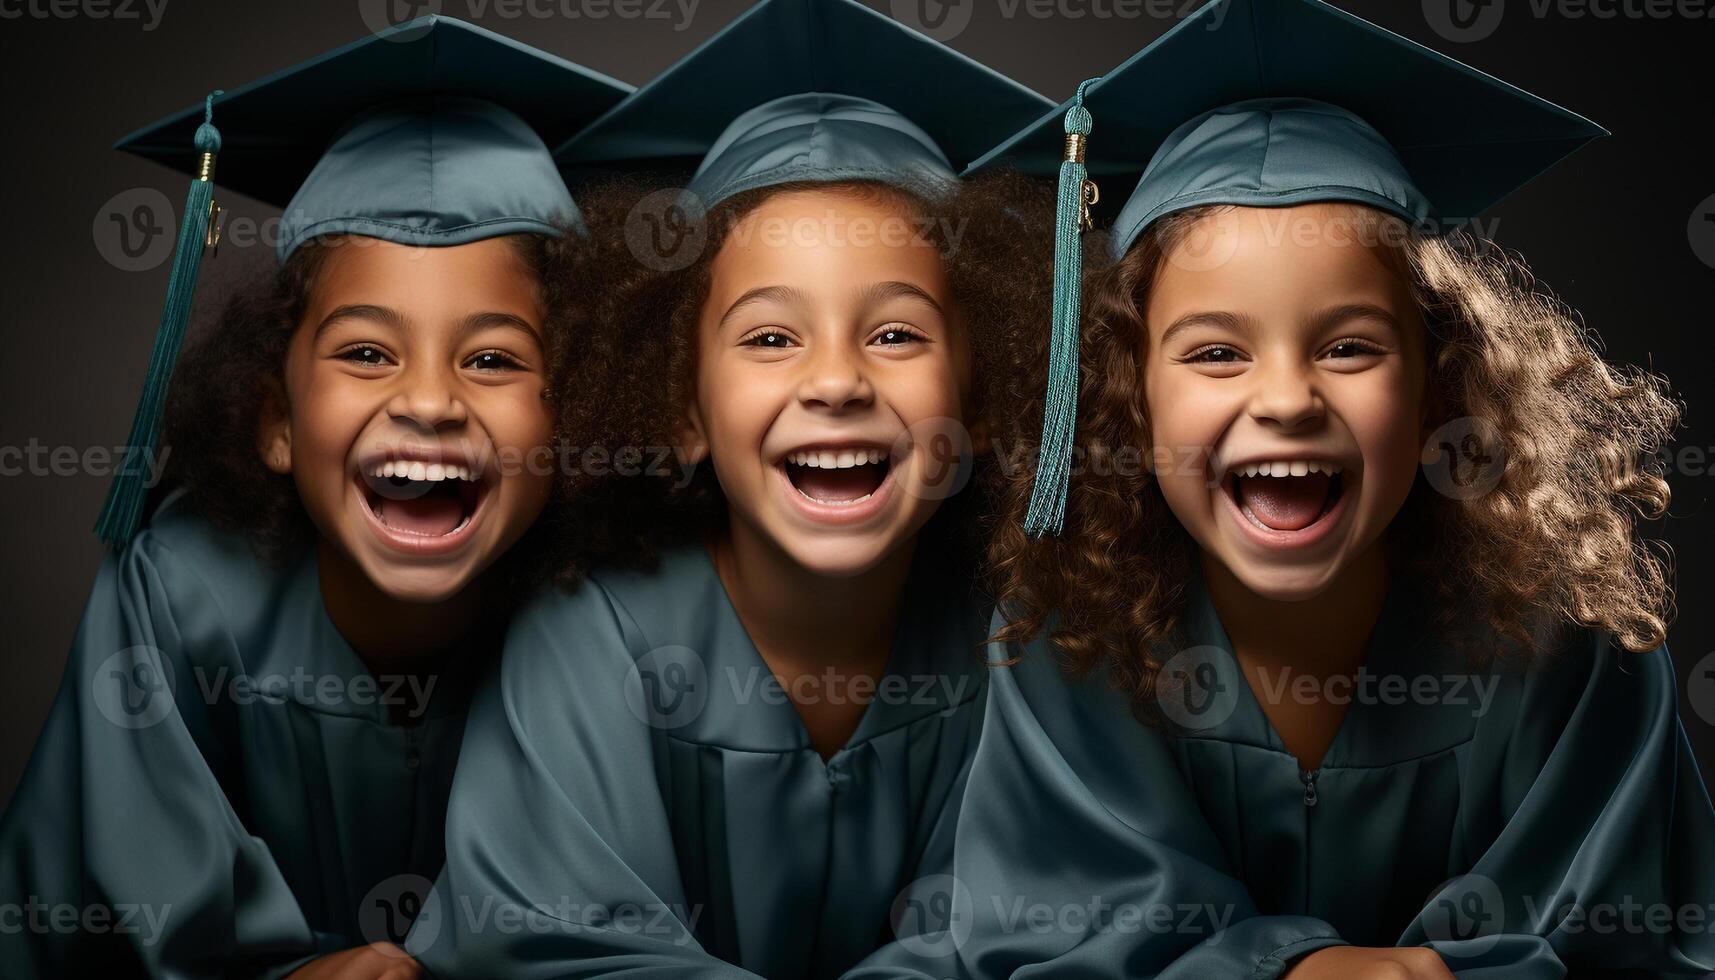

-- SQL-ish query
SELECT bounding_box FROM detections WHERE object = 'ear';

[257,381,293,475]
[677,397,710,466]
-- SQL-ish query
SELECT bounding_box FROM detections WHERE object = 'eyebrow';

[718,285,812,330]
[856,280,946,318]
[1158,303,1403,347]
[1311,303,1402,337]
[313,305,542,344]
[1158,310,1257,348]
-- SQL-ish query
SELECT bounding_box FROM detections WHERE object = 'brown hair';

[541,171,1056,584]
[159,229,582,580]
[988,204,1680,709]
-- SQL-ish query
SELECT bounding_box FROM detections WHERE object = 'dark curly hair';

[159,228,585,588]
[988,204,1681,714]
[539,171,1056,586]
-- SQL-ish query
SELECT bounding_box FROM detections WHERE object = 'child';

[0,18,629,978]
[409,1,1055,977]
[932,0,1715,976]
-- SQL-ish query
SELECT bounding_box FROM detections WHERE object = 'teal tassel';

[1023,79,1100,538]
[95,91,223,545]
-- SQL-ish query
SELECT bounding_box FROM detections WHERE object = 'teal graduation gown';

[0,492,479,977]
[413,545,989,979]
[915,582,1715,979]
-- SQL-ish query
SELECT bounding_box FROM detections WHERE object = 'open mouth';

[1224,460,1346,534]
[782,447,892,506]
[357,458,488,540]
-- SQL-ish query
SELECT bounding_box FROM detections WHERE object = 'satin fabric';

[867,579,1715,979]
[0,492,481,977]
[687,93,958,209]
[412,544,989,979]
[1108,98,1435,257]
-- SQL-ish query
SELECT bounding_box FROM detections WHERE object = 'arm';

[0,532,319,979]
[1397,637,1715,978]
[846,625,1346,980]
[407,585,757,980]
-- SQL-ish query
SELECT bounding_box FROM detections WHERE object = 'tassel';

[95,91,224,545]
[1023,78,1100,538]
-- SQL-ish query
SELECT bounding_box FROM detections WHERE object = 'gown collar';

[594,544,988,756]
[1174,564,1481,769]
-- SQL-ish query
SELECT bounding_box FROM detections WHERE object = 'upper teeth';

[788,448,887,469]
[369,461,474,481]
[1233,460,1343,478]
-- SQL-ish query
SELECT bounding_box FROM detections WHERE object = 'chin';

[773,530,901,580]
[1216,550,1348,603]
[352,552,480,604]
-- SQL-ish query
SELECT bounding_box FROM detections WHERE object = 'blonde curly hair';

[989,204,1681,708]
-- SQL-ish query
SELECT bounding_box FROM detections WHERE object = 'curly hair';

[989,204,1681,710]
[541,171,1056,585]
[159,228,585,589]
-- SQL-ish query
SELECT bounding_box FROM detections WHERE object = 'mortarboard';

[97,16,632,544]
[555,0,1055,208]
[969,0,1606,536]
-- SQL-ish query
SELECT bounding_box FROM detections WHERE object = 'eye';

[335,344,393,367]
[1184,344,1245,364]
[465,349,526,372]
[1321,338,1388,360]
[871,323,927,347]
[739,329,797,349]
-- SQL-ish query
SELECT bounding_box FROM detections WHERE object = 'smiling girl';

[0,19,628,978]
[928,0,1715,978]
[410,1,1054,977]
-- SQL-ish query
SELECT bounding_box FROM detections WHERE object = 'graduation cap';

[96,16,632,545]
[971,0,1607,536]
[555,0,1054,207]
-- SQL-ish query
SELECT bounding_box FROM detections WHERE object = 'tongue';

[1237,473,1331,531]
[792,464,884,503]
[376,489,465,536]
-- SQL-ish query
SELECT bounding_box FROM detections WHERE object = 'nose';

[385,360,469,431]
[796,341,874,413]
[1246,356,1324,432]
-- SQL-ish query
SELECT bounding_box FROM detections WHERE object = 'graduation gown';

[413,544,989,980]
[920,581,1715,979]
[0,491,478,978]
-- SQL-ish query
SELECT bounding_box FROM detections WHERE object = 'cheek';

[477,384,554,449]
[1335,373,1424,500]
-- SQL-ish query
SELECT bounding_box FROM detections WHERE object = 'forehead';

[1146,203,1417,325]
[705,188,949,300]
[309,237,539,306]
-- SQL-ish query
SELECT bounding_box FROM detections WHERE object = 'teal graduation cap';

[555,0,1055,208]
[96,16,632,545]
[969,0,1607,536]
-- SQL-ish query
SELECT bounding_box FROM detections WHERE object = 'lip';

[1216,467,1354,553]
[350,441,494,558]
[772,440,899,527]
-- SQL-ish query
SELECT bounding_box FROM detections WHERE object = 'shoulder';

[104,490,297,653]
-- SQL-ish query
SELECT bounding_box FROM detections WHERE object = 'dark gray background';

[3,0,1713,805]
